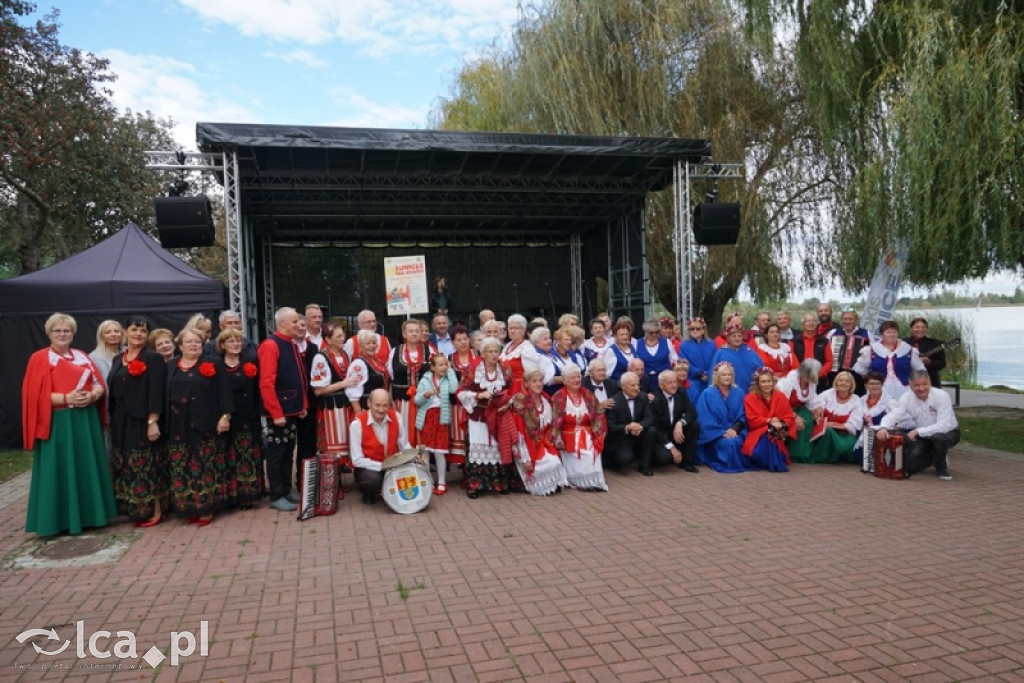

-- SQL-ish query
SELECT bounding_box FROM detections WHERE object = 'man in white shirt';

[876,370,960,480]
[304,303,324,348]
[349,389,413,504]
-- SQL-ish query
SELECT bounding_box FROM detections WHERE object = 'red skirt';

[418,408,450,452]
[448,402,468,464]
[316,404,351,468]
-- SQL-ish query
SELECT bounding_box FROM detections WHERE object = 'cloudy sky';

[42,0,520,148]
[32,0,1021,298]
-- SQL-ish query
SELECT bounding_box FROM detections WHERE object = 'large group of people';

[21,300,961,538]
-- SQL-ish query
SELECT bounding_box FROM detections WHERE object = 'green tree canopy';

[0,1,176,275]
[432,0,835,330]
[743,0,1024,287]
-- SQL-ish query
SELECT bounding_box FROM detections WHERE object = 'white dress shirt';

[880,387,958,437]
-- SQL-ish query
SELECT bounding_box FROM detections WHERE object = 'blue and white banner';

[860,239,910,340]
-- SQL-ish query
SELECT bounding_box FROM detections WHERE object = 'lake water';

[899,306,1024,390]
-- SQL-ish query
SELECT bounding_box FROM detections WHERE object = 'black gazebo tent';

[0,222,224,448]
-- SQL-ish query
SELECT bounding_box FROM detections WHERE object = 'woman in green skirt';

[22,313,117,536]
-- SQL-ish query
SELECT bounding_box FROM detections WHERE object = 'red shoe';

[185,516,200,524]
[135,515,162,528]
[195,516,214,527]
[432,484,447,496]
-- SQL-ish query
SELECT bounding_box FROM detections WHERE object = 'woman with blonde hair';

[89,319,124,384]
[22,313,116,536]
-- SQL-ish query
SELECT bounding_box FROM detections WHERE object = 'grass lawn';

[957,411,1024,455]
[0,449,33,483]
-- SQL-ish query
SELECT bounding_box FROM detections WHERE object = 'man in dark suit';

[604,372,656,475]
[650,369,700,473]
[582,358,618,412]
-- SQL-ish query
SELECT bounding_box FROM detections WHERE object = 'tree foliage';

[0,1,176,275]
[742,0,1024,287]
[432,0,834,330]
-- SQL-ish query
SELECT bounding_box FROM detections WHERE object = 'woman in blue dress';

[695,362,749,473]
[679,317,716,394]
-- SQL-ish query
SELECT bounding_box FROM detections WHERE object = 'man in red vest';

[349,388,412,505]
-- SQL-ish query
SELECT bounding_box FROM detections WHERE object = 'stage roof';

[196,123,711,243]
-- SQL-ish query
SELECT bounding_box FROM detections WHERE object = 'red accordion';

[298,454,343,520]
[873,432,905,480]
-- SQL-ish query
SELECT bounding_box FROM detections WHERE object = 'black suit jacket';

[166,354,235,433]
[606,390,655,439]
[107,347,166,420]
[650,390,697,445]
[582,376,619,402]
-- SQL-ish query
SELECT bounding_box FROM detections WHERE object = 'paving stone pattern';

[1,447,1023,682]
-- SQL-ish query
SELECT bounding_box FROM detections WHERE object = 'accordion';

[873,431,905,480]
[298,454,343,520]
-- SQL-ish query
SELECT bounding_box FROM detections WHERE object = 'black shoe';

[639,468,654,477]
[680,465,699,473]
[361,491,375,505]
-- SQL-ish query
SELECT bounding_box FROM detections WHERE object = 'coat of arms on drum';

[397,475,420,500]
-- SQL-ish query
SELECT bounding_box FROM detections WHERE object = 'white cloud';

[176,0,519,58]
[100,49,258,150]
[265,49,328,68]
[323,85,427,129]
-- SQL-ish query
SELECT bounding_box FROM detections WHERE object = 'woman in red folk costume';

[345,329,388,414]
[216,328,265,509]
[510,369,569,496]
[23,313,116,537]
[550,364,608,491]
[457,337,522,498]
[755,323,796,379]
[107,315,167,526]
[388,319,428,447]
[310,320,360,469]
[742,367,796,472]
[446,324,477,465]
[499,313,544,393]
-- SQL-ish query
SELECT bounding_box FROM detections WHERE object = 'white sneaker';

[938,471,953,481]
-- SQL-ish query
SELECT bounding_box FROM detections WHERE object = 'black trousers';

[265,418,298,501]
[653,421,701,468]
[904,428,961,475]
[603,428,655,470]
[354,468,384,494]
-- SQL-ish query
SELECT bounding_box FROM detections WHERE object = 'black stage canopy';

[196,123,711,243]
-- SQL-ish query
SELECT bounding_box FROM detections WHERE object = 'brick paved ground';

[1,443,1023,682]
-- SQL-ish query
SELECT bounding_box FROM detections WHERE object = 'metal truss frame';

[673,161,745,325]
[222,148,245,329]
[570,235,583,319]
[607,209,650,323]
[261,235,276,336]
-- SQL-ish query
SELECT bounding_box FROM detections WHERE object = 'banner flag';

[859,239,910,340]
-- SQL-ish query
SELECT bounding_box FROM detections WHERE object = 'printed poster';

[384,255,429,316]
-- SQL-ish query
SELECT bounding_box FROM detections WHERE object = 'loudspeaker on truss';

[154,196,215,248]
[693,202,741,245]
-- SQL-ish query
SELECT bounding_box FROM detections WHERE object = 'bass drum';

[381,462,432,514]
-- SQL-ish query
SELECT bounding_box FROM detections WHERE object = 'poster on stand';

[384,255,429,316]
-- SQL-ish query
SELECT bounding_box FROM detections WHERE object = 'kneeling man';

[876,370,960,480]
[349,388,412,504]
[651,369,701,472]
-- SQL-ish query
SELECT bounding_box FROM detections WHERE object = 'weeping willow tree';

[432,0,836,331]
[742,0,1024,288]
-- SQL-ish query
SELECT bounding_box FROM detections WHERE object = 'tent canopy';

[196,123,711,242]
[0,222,224,316]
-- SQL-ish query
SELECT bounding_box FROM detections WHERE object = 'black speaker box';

[693,202,741,245]
[154,196,215,248]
